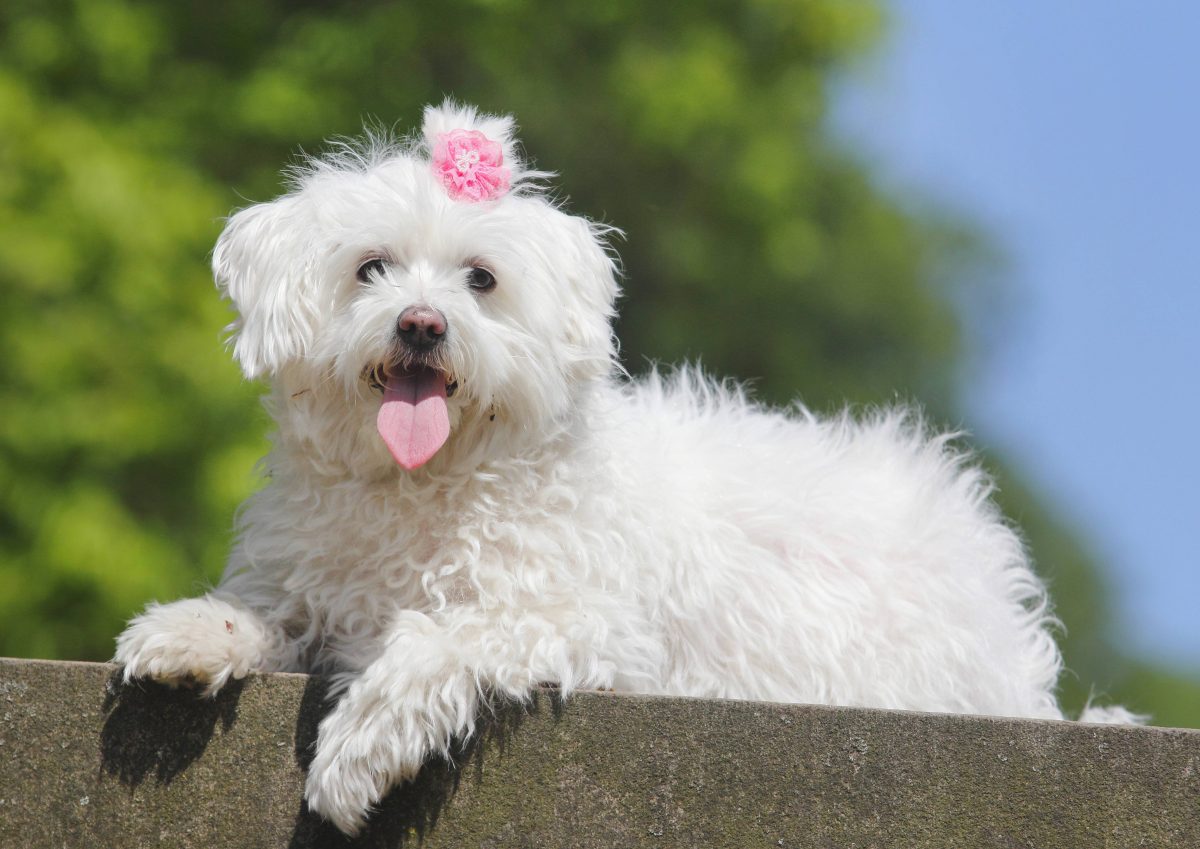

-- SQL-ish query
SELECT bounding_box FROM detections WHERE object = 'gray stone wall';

[1,657,1197,847]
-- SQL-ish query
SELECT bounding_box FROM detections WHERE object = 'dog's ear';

[212,195,318,380]
[558,215,622,379]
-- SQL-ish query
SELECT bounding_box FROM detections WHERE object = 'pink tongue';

[376,367,450,469]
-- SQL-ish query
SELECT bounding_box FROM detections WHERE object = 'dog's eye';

[467,267,496,292]
[356,258,388,283]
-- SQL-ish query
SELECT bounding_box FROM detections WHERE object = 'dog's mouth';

[365,364,458,399]
[366,361,458,470]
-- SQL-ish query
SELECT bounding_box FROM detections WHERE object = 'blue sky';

[834,2,1199,670]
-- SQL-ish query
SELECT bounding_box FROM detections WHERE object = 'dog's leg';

[304,606,607,835]
[114,593,284,695]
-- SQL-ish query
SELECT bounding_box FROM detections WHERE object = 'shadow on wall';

[98,671,552,847]
[100,670,245,785]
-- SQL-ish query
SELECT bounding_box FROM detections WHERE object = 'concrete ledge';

[1,658,1197,848]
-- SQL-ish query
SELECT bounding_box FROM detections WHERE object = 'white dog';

[115,102,1134,834]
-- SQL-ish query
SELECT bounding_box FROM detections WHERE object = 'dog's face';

[212,103,619,474]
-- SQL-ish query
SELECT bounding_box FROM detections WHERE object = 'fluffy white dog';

[115,102,1133,834]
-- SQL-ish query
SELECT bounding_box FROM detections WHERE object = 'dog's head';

[213,102,620,474]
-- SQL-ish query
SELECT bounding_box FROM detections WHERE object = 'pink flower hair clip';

[431,129,511,202]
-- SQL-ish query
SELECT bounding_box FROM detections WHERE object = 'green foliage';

[0,0,1193,724]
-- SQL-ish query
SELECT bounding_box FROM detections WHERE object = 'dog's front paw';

[114,596,268,695]
[304,693,428,835]
[303,740,380,836]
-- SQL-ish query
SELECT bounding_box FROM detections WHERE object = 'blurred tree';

[0,0,1194,724]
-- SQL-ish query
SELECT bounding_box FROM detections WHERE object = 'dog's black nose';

[397,306,448,351]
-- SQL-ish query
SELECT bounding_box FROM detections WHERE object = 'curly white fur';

[114,101,1136,835]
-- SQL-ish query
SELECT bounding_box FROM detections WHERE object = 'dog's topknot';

[421,101,519,172]
[288,100,551,199]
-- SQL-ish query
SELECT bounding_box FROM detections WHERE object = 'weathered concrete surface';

[0,658,1197,848]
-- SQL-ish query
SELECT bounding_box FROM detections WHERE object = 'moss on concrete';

[1,658,1197,847]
